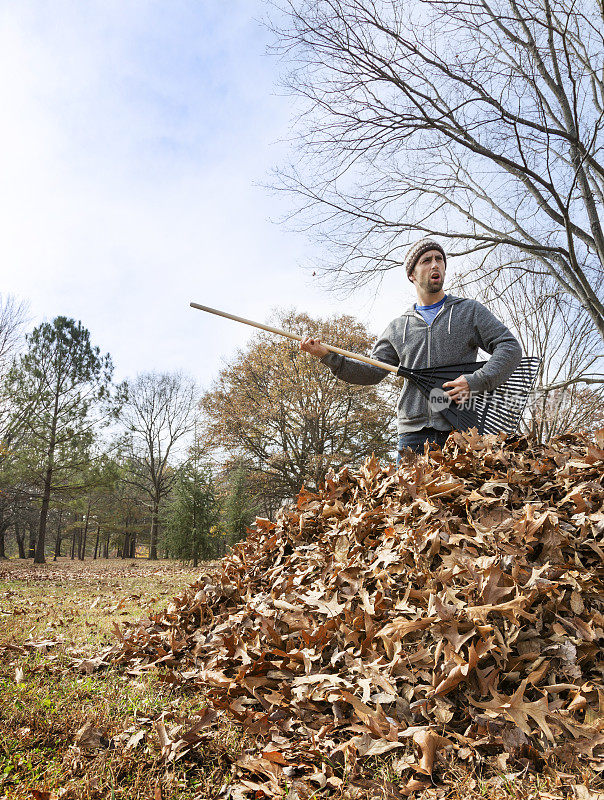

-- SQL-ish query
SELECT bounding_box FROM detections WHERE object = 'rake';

[190,302,540,436]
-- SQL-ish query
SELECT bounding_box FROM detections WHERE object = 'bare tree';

[0,295,27,373]
[0,296,30,557]
[0,295,29,443]
[122,372,197,560]
[270,0,604,340]
[200,311,395,509]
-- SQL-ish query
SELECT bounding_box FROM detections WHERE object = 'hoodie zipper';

[427,302,448,364]
[411,302,449,425]
[427,320,432,424]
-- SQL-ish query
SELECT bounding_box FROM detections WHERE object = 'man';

[300,238,522,455]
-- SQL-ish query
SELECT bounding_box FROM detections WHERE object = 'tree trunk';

[79,502,91,561]
[15,522,26,559]
[93,525,100,559]
[130,531,136,558]
[35,388,59,564]
[149,500,159,560]
[36,473,52,562]
[28,520,36,559]
[70,529,76,560]
[103,535,109,558]
[53,510,63,560]
[0,518,6,559]
[192,497,197,566]
[122,519,130,560]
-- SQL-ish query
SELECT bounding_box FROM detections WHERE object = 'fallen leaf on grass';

[155,719,171,754]
[23,639,59,651]
[72,654,108,674]
[401,778,431,797]
[74,720,106,750]
[412,729,450,775]
[125,729,146,749]
[260,750,289,765]
[352,734,405,758]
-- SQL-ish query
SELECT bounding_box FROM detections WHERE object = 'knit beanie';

[403,238,447,278]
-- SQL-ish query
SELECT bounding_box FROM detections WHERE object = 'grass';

[0,557,601,800]
[0,558,207,649]
[0,557,240,800]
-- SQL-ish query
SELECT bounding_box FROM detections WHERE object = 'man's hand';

[442,375,471,403]
[300,336,329,358]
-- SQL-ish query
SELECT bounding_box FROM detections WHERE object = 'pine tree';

[222,463,258,548]
[7,317,121,563]
[165,463,221,565]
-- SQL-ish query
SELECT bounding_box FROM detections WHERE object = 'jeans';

[396,427,450,463]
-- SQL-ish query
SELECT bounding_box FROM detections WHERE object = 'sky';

[0,0,415,390]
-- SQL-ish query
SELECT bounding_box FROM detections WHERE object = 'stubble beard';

[418,275,444,294]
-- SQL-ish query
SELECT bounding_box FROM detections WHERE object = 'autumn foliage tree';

[200,311,395,508]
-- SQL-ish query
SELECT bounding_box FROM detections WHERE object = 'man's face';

[410,249,445,294]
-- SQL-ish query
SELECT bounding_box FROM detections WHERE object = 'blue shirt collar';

[415,294,447,311]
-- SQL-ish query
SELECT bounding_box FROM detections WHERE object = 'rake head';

[397,357,541,435]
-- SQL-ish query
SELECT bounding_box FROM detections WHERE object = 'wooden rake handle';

[189,302,399,374]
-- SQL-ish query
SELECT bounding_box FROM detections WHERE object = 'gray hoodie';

[321,295,522,434]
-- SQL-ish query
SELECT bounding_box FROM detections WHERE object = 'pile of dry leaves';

[103,430,604,797]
